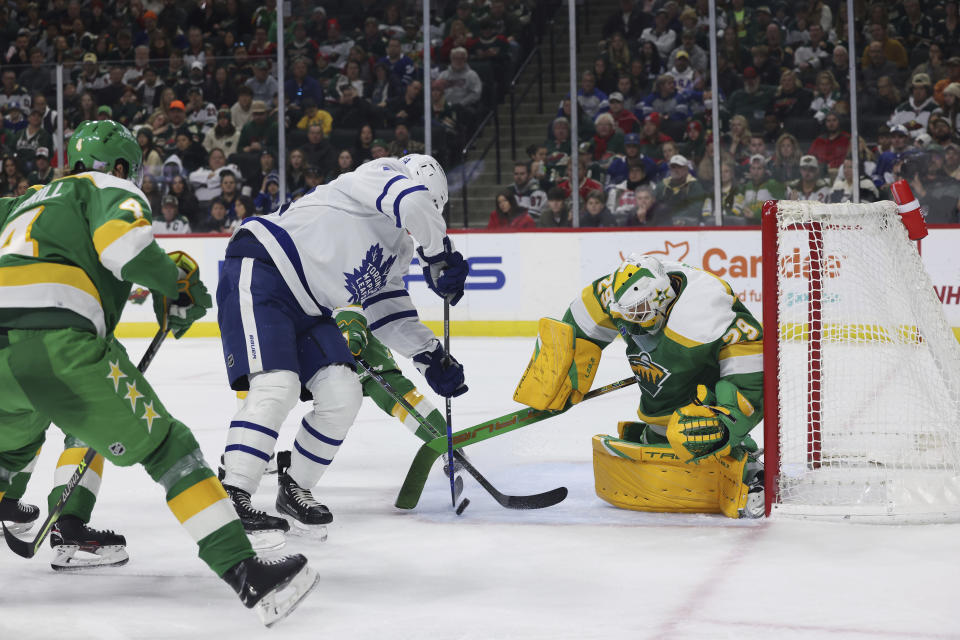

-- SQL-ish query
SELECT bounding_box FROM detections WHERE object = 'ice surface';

[2,338,958,639]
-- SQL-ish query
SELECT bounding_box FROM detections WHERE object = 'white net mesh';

[771,200,960,522]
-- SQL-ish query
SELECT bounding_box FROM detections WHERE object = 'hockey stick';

[395,377,638,510]
[441,299,461,511]
[2,323,170,559]
[356,358,568,511]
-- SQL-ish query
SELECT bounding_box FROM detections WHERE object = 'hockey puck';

[455,498,470,515]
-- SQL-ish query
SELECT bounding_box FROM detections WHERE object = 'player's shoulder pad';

[662,263,737,347]
[67,171,149,200]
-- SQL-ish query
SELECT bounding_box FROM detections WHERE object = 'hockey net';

[761,199,960,523]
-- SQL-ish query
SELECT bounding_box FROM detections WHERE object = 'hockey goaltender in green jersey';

[513,253,766,518]
[0,119,318,625]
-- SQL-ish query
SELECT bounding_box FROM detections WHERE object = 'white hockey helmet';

[401,153,448,213]
[608,254,676,333]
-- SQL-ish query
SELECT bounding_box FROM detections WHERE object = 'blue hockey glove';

[413,342,468,398]
[417,236,468,306]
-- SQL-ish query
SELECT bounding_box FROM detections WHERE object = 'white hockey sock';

[223,370,300,494]
[288,365,362,489]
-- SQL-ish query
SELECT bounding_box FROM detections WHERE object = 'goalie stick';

[395,377,638,509]
[355,358,568,510]
[2,322,169,559]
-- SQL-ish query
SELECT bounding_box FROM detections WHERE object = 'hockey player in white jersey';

[216,154,468,543]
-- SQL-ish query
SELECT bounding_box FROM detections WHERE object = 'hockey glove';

[666,381,756,463]
[417,236,468,306]
[413,342,468,398]
[339,320,368,357]
[152,250,213,339]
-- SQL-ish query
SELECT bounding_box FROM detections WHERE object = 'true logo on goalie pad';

[628,352,670,397]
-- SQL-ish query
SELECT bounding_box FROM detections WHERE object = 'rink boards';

[120,227,960,341]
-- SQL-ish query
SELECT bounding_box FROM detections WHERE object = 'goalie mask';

[401,153,448,214]
[608,254,675,333]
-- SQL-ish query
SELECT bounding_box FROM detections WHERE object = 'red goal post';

[761,197,960,523]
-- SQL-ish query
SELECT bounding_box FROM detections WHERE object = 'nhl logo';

[109,442,126,457]
[227,353,234,367]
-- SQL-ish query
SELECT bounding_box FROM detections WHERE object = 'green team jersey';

[0,172,179,337]
[563,261,764,435]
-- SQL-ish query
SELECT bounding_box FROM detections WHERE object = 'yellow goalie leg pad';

[592,435,750,518]
[514,318,601,411]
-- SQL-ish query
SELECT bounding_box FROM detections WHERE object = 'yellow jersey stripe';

[0,262,101,303]
[718,341,763,360]
[93,217,151,256]
[664,326,702,348]
[637,408,672,427]
[55,448,105,476]
[580,287,616,330]
[167,476,229,524]
[391,389,424,424]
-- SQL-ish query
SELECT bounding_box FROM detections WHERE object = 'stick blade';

[503,486,568,510]
[2,521,38,558]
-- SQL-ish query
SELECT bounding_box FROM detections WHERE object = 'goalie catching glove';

[417,236,468,306]
[152,250,212,338]
[667,380,756,463]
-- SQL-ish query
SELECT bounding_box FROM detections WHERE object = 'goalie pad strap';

[514,318,601,411]
[592,435,749,518]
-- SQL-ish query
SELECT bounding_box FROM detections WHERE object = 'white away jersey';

[233,157,448,357]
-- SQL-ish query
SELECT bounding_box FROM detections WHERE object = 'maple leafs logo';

[343,244,397,304]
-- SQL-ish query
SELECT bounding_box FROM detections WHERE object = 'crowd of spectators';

[487,0,960,230]
[0,0,551,232]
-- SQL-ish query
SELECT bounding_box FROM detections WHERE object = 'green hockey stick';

[395,376,638,509]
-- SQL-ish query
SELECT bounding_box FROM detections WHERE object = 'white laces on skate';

[289,485,322,509]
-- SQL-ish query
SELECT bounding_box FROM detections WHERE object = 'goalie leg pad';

[592,435,753,518]
[514,318,601,411]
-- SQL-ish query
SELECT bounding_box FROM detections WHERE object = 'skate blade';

[284,517,328,542]
[1,521,34,536]
[51,545,130,571]
[247,529,287,552]
[256,564,320,628]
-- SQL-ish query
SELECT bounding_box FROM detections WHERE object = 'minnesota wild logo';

[344,244,397,304]
[627,351,670,397]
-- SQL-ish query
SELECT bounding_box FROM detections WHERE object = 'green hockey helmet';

[608,254,676,333]
[67,120,144,186]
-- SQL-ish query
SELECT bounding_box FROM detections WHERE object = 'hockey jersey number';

[0,206,45,258]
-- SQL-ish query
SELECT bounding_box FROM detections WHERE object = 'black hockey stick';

[396,377,638,509]
[2,323,169,559]
[356,358,568,510]
[441,299,461,511]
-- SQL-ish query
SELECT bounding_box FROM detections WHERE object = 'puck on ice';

[456,499,470,515]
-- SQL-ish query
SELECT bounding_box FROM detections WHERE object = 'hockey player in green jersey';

[0,187,133,571]
[0,120,318,625]
[514,253,765,518]
[336,307,453,443]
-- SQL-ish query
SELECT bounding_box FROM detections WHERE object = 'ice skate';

[739,459,765,519]
[0,497,39,536]
[222,553,319,627]
[224,484,289,551]
[49,515,129,571]
[276,471,331,541]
